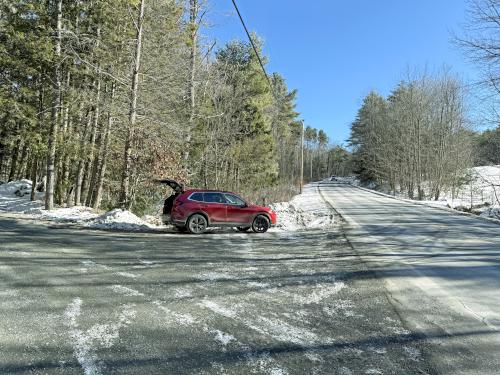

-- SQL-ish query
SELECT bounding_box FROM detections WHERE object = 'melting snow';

[212,330,235,346]
[269,184,335,231]
[200,300,238,318]
[63,298,136,375]
[108,285,144,297]
[85,209,158,231]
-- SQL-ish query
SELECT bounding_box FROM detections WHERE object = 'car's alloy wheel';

[236,226,251,232]
[252,215,269,233]
[187,214,208,234]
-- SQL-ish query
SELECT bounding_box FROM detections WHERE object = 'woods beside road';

[1,0,499,219]
[0,0,346,216]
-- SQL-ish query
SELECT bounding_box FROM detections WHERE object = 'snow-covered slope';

[269,184,335,231]
[0,179,160,229]
[345,166,500,220]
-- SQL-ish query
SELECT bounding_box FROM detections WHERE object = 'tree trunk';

[84,76,101,206]
[75,109,92,205]
[45,0,62,210]
[57,70,72,205]
[183,0,198,164]
[119,0,145,209]
[30,157,38,201]
[8,139,22,182]
[92,82,115,209]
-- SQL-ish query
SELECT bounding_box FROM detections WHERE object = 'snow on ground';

[0,179,162,230]
[344,165,500,220]
[269,184,335,231]
[1,179,335,232]
[84,209,158,231]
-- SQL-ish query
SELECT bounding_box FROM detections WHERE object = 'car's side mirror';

[240,203,248,208]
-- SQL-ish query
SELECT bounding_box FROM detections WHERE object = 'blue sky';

[205,0,478,145]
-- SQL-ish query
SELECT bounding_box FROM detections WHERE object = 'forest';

[0,0,343,214]
[1,0,498,214]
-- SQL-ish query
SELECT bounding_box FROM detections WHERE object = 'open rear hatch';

[157,179,184,219]
[157,178,184,193]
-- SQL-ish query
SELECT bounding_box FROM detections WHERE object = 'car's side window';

[189,192,203,202]
[203,192,224,204]
[223,194,245,206]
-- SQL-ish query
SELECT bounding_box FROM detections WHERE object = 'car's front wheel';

[236,226,251,232]
[252,215,270,233]
[187,214,208,234]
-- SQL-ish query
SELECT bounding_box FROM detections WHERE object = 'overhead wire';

[230,0,277,100]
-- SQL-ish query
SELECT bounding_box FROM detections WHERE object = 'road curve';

[320,181,500,375]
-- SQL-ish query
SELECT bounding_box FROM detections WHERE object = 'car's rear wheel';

[236,226,251,232]
[187,214,208,234]
[252,215,270,233]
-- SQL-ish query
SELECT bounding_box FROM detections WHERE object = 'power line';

[230,0,276,99]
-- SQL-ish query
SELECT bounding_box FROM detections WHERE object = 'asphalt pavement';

[0,212,434,375]
[320,182,500,375]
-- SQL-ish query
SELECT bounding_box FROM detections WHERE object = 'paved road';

[0,214,434,375]
[320,182,500,375]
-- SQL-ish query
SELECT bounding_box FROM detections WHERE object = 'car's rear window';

[189,192,203,201]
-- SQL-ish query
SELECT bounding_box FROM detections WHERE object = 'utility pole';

[300,120,304,194]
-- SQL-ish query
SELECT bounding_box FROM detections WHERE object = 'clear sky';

[205,0,478,145]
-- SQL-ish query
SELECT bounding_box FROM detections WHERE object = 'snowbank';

[85,209,159,231]
[1,179,335,233]
[269,184,335,231]
[348,166,500,220]
[0,180,44,213]
[0,179,163,230]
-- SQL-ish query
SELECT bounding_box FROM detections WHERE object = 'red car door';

[223,193,253,224]
[202,192,227,224]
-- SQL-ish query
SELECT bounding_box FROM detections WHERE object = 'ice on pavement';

[269,183,335,231]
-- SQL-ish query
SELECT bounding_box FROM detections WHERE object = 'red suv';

[159,179,277,234]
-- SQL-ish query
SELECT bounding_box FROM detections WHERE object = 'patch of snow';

[81,261,110,271]
[212,330,235,346]
[63,297,82,327]
[85,209,158,231]
[269,183,335,231]
[63,299,136,375]
[200,300,238,318]
[304,350,323,362]
[293,281,345,304]
[115,272,138,279]
[0,180,168,231]
[355,166,500,219]
[173,288,192,298]
[403,346,421,361]
[246,281,270,288]
[198,272,234,282]
[153,301,196,325]
[108,285,144,297]
[246,316,319,346]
